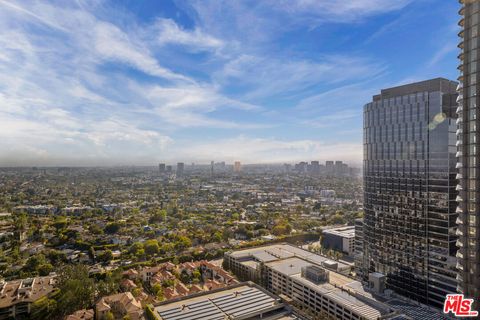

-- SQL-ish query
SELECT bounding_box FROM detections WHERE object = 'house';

[65,309,94,320]
[95,292,143,320]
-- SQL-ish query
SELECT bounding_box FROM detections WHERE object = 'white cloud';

[154,18,223,51]
[217,55,386,100]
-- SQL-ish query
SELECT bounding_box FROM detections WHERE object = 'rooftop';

[323,226,355,238]
[0,276,56,309]
[154,283,294,320]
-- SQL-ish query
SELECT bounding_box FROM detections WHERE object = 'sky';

[0,0,459,166]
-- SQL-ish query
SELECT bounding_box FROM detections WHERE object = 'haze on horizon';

[0,0,458,166]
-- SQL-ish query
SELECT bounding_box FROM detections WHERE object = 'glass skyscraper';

[362,79,458,308]
[457,0,480,303]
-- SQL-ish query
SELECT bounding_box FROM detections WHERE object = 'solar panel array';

[157,287,277,320]
[387,300,449,320]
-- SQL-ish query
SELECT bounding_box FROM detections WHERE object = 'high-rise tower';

[457,0,480,303]
[363,79,458,308]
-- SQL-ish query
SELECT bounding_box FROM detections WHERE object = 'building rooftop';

[323,226,355,238]
[154,283,294,320]
[266,257,393,319]
[229,243,350,272]
[0,276,56,309]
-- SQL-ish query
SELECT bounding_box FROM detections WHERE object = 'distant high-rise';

[166,165,172,173]
[310,161,320,175]
[210,161,214,176]
[325,161,334,175]
[363,78,458,307]
[159,163,165,173]
[176,162,184,176]
[234,161,241,173]
[457,0,480,302]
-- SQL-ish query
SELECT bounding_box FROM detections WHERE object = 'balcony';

[459,18,464,27]
[457,239,464,247]
[457,94,464,103]
[457,105,463,113]
[456,251,464,259]
[456,162,463,169]
[456,195,464,202]
[456,151,463,157]
[456,206,463,213]
[457,128,463,135]
[456,173,463,179]
[456,117,463,125]
[456,139,463,146]
[456,184,463,191]
[456,216,463,225]
[457,274,463,282]
[459,30,464,39]
[456,228,463,236]
[457,83,463,91]
[457,284,464,293]
[458,53,464,61]
[459,41,464,50]
[459,6,465,16]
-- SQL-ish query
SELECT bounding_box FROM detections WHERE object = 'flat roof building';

[154,282,296,320]
[322,226,355,255]
[224,244,450,320]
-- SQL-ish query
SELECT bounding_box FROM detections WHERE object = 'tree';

[31,295,58,320]
[144,239,160,255]
[38,263,54,276]
[99,250,113,263]
[175,236,192,250]
[53,216,68,232]
[104,222,121,234]
[55,264,95,317]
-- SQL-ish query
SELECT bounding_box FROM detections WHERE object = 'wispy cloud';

[153,18,223,51]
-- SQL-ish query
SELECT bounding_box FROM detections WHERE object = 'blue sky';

[0,0,459,166]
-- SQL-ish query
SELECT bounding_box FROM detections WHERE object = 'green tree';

[104,222,121,234]
[55,264,95,317]
[144,239,160,255]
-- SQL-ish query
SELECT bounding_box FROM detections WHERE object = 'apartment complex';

[457,0,480,304]
[0,276,56,319]
[222,244,448,320]
[362,78,459,308]
[153,282,296,320]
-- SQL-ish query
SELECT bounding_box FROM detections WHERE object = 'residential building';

[363,78,459,308]
[65,309,94,320]
[159,163,165,174]
[0,276,56,320]
[176,162,184,177]
[321,226,355,255]
[95,292,143,320]
[456,0,480,304]
[153,282,296,320]
[234,161,241,173]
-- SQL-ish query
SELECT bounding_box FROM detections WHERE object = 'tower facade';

[363,78,458,307]
[457,0,480,302]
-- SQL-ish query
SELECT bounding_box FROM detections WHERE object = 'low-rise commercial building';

[224,244,448,320]
[322,226,355,255]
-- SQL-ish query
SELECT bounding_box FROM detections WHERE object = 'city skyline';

[0,0,458,166]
